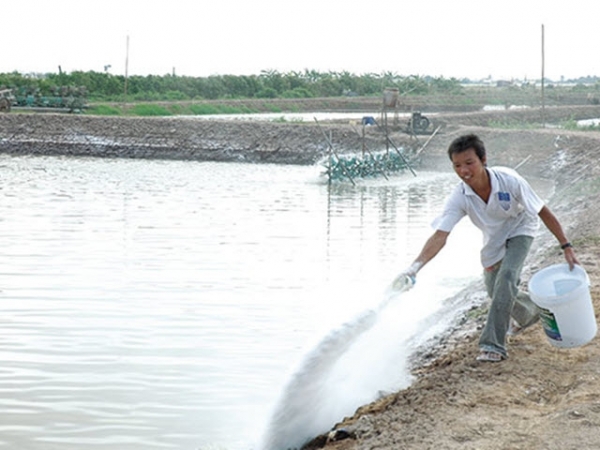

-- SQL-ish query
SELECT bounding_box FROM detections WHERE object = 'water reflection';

[323,172,468,285]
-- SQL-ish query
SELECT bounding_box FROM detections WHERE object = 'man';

[395,134,578,362]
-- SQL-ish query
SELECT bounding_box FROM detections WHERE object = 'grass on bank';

[85,102,265,116]
[84,98,600,130]
[487,119,541,130]
[562,117,600,131]
[487,116,600,131]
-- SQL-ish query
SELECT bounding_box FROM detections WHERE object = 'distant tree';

[0,69,468,103]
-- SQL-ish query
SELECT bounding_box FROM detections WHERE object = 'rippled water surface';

[0,155,484,449]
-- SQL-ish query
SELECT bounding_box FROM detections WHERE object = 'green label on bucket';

[540,308,562,341]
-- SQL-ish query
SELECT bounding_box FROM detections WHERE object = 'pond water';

[577,118,600,127]
[0,154,487,449]
[174,111,417,123]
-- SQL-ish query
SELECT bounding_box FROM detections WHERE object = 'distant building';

[496,80,514,87]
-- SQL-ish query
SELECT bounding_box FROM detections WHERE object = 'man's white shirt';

[433,167,545,268]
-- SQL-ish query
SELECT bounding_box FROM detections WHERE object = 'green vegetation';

[1,69,599,117]
[562,116,600,131]
[85,104,122,115]
[487,119,540,130]
[488,115,600,132]
[85,102,262,116]
[0,70,465,104]
[127,104,172,116]
[466,304,489,320]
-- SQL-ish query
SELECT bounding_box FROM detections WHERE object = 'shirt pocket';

[490,192,523,218]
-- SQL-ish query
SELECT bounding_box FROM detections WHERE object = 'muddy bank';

[1,105,600,168]
[0,112,397,165]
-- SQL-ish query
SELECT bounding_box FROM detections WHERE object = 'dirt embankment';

[3,104,600,450]
[0,113,336,165]
[1,105,600,167]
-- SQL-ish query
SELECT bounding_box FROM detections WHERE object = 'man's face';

[451,148,487,187]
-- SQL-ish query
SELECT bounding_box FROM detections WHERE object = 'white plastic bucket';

[528,263,597,348]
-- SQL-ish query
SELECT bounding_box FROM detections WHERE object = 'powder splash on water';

[259,278,415,450]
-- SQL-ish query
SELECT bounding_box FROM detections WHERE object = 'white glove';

[390,262,421,291]
[390,272,415,291]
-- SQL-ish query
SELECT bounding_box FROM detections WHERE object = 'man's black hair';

[447,134,486,161]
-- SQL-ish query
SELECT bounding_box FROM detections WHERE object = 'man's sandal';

[476,351,505,362]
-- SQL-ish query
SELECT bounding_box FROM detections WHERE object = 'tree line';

[0,70,464,102]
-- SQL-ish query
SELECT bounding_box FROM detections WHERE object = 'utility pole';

[124,35,130,97]
[541,24,545,127]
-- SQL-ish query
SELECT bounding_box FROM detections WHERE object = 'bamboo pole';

[327,130,332,186]
[514,154,532,171]
[349,124,389,180]
[372,118,417,177]
[414,125,442,158]
[314,118,356,186]
[361,122,366,158]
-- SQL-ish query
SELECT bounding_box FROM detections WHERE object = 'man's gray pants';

[479,235,540,358]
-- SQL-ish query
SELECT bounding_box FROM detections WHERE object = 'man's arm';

[390,229,450,290]
[538,205,579,269]
[408,229,451,275]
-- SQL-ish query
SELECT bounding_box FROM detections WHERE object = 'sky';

[5,0,599,81]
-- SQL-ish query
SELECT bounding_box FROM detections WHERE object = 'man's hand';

[390,262,422,291]
[391,272,416,291]
[563,245,579,270]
